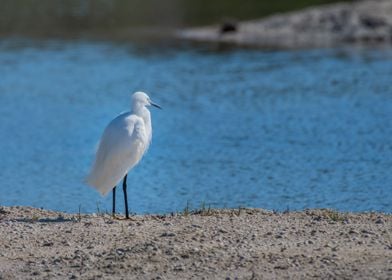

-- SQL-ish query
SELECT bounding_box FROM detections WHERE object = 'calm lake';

[0,39,391,214]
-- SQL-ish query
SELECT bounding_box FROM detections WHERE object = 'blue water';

[0,39,391,214]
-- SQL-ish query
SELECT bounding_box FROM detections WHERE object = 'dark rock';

[360,16,386,29]
[220,21,238,34]
[274,264,289,270]
[160,232,176,237]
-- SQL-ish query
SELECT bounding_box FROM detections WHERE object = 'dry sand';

[0,206,391,279]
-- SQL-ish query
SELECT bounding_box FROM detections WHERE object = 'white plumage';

[86,91,160,196]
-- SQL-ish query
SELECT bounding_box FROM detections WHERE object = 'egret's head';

[132,91,161,109]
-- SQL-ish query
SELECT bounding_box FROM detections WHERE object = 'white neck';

[132,103,152,143]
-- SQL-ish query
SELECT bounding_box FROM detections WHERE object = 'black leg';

[123,174,129,219]
[112,186,116,217]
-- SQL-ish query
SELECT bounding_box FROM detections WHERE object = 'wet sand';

[0,206,391,279]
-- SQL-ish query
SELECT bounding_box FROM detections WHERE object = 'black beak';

[150,101,162,109]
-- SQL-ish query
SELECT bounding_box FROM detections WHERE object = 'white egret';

[86,91,161,218]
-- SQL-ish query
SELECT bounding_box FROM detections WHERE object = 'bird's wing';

[86,113,146,196]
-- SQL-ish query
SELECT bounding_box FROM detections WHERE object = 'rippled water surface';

[0,39,391,213]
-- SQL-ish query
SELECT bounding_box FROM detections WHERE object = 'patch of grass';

[324,209,346,222]
[78,204,82,222]
[183,200,191,216]
[179,201,217,216]
[96,202,102,216]
[178,201,258,217]
[31,215,39,222]
[200,202,212,216]
[192,201,213,216]
[234,206,242,216]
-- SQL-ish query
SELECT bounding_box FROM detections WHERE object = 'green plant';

[78,204,82,222]
[183,200,191,216]
[324,209,345,222]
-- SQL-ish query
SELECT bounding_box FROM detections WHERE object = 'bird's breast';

[134,122,147,141]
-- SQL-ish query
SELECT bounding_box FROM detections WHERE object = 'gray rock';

[178,0,392,48]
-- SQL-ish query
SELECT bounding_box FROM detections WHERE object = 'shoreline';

[178,0,392,49]
[1,206,391,279]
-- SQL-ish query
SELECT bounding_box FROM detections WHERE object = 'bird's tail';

[85,172,112,196]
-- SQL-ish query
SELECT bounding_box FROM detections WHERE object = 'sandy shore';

[0,206,391,279]
[178,0,392,48]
